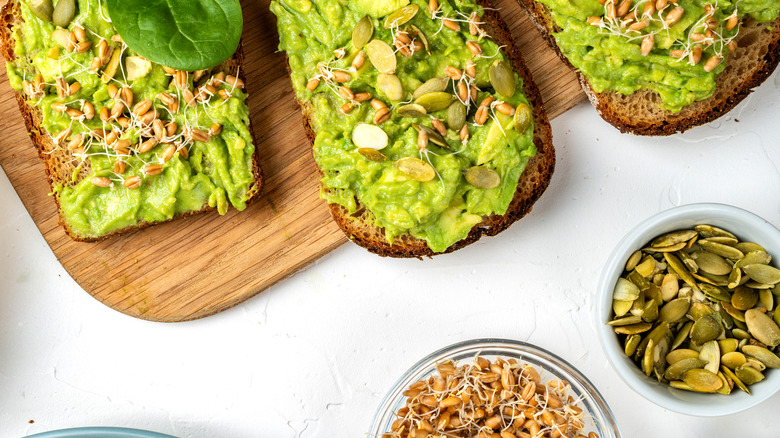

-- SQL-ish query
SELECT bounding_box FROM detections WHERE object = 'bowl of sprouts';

[368,338,621,438]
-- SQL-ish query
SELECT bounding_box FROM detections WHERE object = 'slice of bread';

[0,0,262,241]
[283,1,555,258]
[518,0,780,135]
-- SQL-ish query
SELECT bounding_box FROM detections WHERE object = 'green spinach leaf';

[106,0,243,71]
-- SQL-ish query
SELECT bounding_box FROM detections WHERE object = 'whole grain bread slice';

[291,3,555,258]
[0,0,263,241]
[517,0,780,136]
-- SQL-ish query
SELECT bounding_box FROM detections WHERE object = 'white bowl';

[596,203,780,416]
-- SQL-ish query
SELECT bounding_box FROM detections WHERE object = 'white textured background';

[1,71,779,437]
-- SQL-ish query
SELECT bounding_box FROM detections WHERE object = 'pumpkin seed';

[376,73,404,101]
[613,299,633,317]
[642,299,659,322]
[411,124,448,148]
[734,251,772,268]
[721,351,747,369]
[734,242,766,254]
[652,230,697,248]
[395,157,435,182]
[721,366,750,394]
[358,148,386,162]
[384,4,419,28]
[630,292,646,317]
[696,271,731,287]
[627,270,651,291]
[731,286,758,310]
[352,15,374,49]
[727,267,742,289]
[635,256,656,277]
[699,340,721,373]
[101,47,122,83]
[759,289,774,311]
[659,297,690,322]
[745,309,780,347]
[678,251,699,272]
[742,345,780,369]
[513,104,532,133]
[721,302,745,322]
[690,315,723,345]
[614,322,653,335]
[397,103,427,118]
[699,239,744,259]
[642,339,655,376]
[645,242,687,253]
[52,0,75,27]
[489,60,515,98]
[735,365,764,385]
[695,224,737,239]
[366,40,397,74]
[638,321,670,356]
[664,253,699,290]
[415,92,456,112]
[699,283,731,302]
[352,123,388,150]
[464,166,500,189]
[29,0,54,22]
[745,358,766,371]
[671,321,692,350]
[660,273,679,301]
[682,368,723,392]
[718,338,739,355]
[688,302,714,320]
[692,251,732,276]
[664,358,707,380]
[414,77,449,99]
[742,264,780,285]
[626,251,643,272]
[613,278,641,301]
[646,283,663,306]
[746,281,775,289]
[666,349,700,365]
[706,236,739,246]
[625,334,641,356]
[669,381,696,391]
[607,315,643,326]
[446,101,467,131]
[715,372,732,395]
[732,328,751,339]
[410,25,430,54]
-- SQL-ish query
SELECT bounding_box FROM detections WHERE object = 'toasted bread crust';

[0,0,263,241]
[287,1,555,258]
[518,0,780,136]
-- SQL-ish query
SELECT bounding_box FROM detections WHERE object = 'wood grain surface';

[0,0,584,322]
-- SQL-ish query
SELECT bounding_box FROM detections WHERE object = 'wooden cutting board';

[0,0,584,322]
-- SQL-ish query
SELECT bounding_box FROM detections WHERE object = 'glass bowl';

[596,203,780,416]
[368,338,621,437]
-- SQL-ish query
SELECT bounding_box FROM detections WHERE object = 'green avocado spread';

[536,0,780,112]
[6,0,258,239]
[271,0,538,252]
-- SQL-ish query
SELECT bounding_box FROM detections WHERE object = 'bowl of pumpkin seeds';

[597,203,780,416]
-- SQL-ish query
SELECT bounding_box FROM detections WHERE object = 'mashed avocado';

[537,0,780,112]
[6,0,257,239]
[271,0,538,252]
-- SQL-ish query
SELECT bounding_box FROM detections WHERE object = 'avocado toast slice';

[0,0,262,241]
[271,0,555,258]
[518,0,780,135]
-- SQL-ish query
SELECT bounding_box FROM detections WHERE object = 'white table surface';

[2,71,779,438]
